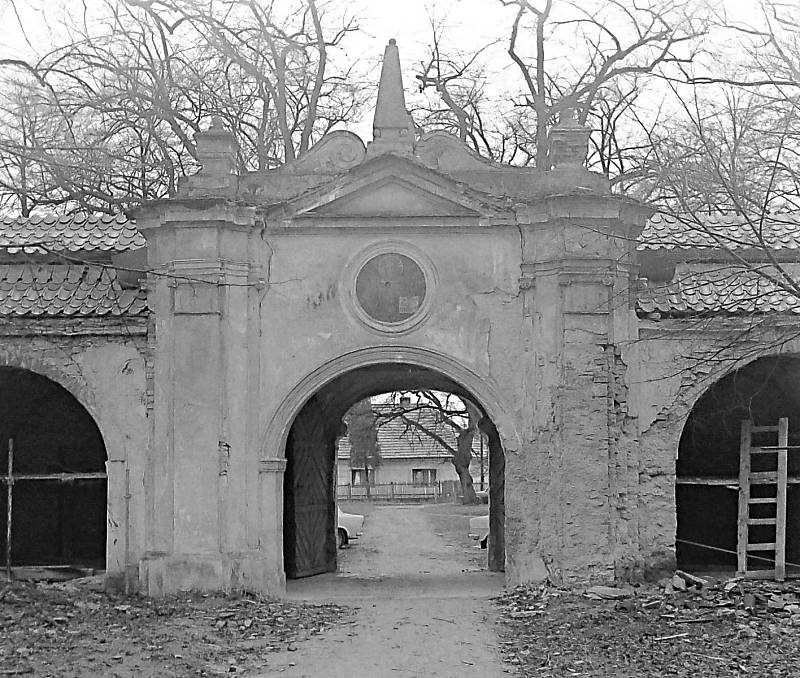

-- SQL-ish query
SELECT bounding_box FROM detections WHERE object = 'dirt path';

[259,504,508,677]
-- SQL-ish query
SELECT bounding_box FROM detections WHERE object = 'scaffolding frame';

[1,438,107,578]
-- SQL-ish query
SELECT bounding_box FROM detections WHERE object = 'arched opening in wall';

[0,367,107,573]
[676,355,800,575]
[282,363,505,581]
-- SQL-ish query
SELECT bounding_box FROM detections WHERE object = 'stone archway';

[262,346,518,459]
[0,366,108,570]
[279,357,507,580]
[676,354,800,573]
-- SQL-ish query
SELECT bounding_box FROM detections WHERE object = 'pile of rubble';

[0,580,349,677]
[497,571,800,676]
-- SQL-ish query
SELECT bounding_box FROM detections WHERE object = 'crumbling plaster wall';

[502,203,645,586]
[629,318,800,574]
[257,227,526,439]
[0,319,149,587]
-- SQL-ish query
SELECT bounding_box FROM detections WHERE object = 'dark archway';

[283,362,505,579]
[0,367,107,569]
[676,355,800,573]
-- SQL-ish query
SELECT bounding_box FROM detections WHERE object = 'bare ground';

[0,580,347,676]
[263,502,508,677]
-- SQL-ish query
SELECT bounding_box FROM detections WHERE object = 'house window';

[412,468,436,485]
[351,469,374,486]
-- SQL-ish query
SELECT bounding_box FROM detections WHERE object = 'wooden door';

[283,397,336,578]
[487,422,505,572]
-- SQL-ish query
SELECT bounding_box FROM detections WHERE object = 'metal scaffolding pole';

[5,438,13,580]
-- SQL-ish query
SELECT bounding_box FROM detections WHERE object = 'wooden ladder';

[737,418,789,580]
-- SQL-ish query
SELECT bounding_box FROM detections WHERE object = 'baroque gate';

[135,40,651,595]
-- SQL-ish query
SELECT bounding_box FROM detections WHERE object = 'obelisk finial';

[367,39,415,157]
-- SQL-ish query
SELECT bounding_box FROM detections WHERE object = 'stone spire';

[367,39,415,158]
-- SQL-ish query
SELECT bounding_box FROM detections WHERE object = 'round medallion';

[355,253,427,324]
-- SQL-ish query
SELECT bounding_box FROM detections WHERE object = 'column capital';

[259,459,287,474]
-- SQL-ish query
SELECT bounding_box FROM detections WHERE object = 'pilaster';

[134,120,275,595]
[512,187,650,583]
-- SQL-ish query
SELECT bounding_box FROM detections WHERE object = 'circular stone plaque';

[355,253,427,324]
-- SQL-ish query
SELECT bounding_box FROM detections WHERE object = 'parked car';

[469,514,489,549]
[337,507,364,548]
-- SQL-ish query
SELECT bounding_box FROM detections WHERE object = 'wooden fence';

[337,480,460,503]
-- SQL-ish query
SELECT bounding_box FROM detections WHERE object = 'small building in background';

[336,402,487,495]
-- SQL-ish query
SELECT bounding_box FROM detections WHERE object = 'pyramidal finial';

[368,39,415,157]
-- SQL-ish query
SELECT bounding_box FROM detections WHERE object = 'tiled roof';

[0,213,145,254]
[6,211,799,254]
[639,212,800,251]
[0,264,147,316]
[338,404,481,459]
[637,264,800,316]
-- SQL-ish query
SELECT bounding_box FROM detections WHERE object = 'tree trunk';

[455,461,478,504]
[454,415,479,504]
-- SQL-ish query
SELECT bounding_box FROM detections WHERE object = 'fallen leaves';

[497,574,800,676]
[0,580,350,677]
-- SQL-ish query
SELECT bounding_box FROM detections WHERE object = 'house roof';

[0,264,147,317]
[0,213,145,254]
[638,212,800,251]
[637,264,800,317]
[338,404,483,460]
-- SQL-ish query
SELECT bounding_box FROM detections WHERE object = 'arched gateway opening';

[282,362,505,579]
[676,355,800,575]
[0,367,107,572]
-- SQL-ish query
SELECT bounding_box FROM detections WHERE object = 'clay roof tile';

[638,264,800,317]
[640,212,800,251]
[0,263,148,317]
[0,213,146,254]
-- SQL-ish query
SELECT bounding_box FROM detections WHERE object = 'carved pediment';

[265,153,502,223]
[303,177,480,218]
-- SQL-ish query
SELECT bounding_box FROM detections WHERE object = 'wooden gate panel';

[487,423,505,572]
[284,397,335,579]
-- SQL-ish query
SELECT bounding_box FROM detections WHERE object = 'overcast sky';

[0,0,753,65]
[0,0,762,138]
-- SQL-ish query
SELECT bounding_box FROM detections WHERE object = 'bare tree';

[166,0,365,165]
[374,391,483,505]
[344,398,381,497]
[413,20,537,165]
[413,0,708,175]
[632,1,800,314]
[0,0,367,215]
[504,0,708,168]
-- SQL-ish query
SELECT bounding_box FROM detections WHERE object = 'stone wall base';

[138,552,285,597]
